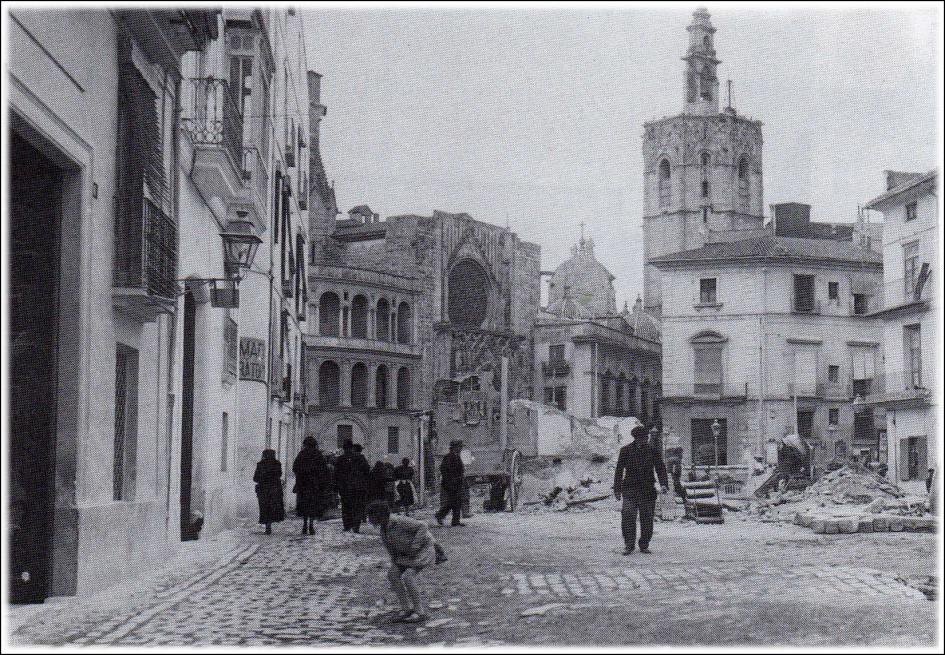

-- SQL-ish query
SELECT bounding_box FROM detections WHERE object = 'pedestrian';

[877,462,889,479]
[383,459,398,507]
[613,425,669,555]
[435,439,465,527]
[367,500,439,623]
[369,460,389,504]
[335,440,370,533]
[292,437,328,535]
[253,449,285,535]
[393,458,417,515]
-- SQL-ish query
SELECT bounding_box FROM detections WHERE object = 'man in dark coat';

[435,440,465,527]
[614,425,669,555]
[292,437,328,535]
[335,440,371,533]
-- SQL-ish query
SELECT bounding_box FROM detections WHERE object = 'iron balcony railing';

[542,360,571,377]
[857,370,931,401]
[662,383,748,399]
[863,273,933,315]
[241,146,268,205]
[181,77,244,171]
[114,197,178,300]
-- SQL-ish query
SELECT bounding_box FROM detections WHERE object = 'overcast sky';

[303,5,939,305]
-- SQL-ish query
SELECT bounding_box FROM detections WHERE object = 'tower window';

[738,156,750,210]
[738,156,750,180]
[658,159,671,208]
[703,35,711,49]
[702,180,709,198]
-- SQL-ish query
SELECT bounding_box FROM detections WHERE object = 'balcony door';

[9,133,63,603]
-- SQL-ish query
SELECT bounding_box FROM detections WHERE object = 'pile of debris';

[753,464,931,525]
[520,457,615,512]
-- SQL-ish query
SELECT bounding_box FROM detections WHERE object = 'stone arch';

[397,301,412,345]
[319,291,340,337]
[318,360,340,407]
[375,364,389,408]
[376,298,390,342]
[396,366,411,410]
[351,294,368,339]
[350,362,367,408]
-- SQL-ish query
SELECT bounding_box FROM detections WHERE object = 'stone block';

[795,512,813,527]
[888,518,905,532]
[857,517,874,533]
[823,519,839,534]
[909,517,935,532]
[837,517,859,534]
[810,518,827,534]
[872,516,889,532]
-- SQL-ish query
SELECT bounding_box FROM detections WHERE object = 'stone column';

[390,365,399,410]
[341,359,352,407]
[367,362,377,408]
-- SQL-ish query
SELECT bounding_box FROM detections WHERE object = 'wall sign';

[240,337,267,382]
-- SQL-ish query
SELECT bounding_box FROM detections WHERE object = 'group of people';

[253,436,451,623]
[253,437,420,536]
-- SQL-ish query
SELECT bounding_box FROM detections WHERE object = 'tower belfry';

[683,7,720,115]
[640,7,765,315]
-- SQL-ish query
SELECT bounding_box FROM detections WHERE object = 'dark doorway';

[691,418,727,466]
[180,290,198,540]
[9,133,63,603]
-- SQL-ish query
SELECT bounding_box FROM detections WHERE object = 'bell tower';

[641,7,765,315]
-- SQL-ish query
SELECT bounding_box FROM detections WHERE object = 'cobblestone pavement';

[7,508,939,648]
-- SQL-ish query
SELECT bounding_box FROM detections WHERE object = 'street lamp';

[711,419,722,472]
[221,217,262,281]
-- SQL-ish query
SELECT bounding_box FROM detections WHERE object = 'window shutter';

[793,349,818,394]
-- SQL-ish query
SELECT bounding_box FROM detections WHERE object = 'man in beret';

[614,425,669,555]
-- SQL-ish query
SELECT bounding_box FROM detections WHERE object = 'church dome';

[547,236,617,316]
[545,285,594,320]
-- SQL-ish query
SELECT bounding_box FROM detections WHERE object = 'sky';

[303,5,939,305]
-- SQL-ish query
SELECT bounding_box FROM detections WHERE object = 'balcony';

[864,274,932,317]
[229,146,268,235]
[303,334,421,359]
[114,10,219,70]
[181,77,244,210]
[662,383,748,400]
[113,198,178,322]
[542,360,571,377]
[791,295,821,315]
[855,370,931,408]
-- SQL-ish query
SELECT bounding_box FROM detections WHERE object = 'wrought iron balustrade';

[114,197,178,301]
[181,77,244,171]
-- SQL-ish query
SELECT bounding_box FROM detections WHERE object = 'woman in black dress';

[292,437,328,535]
[253,449,285,534]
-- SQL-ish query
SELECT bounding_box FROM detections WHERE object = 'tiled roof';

[650,235,882,267]
[864,169,936,210]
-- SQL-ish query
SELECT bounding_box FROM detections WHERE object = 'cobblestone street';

[7,506,938,648]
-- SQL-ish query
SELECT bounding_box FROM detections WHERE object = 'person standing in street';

[435,439,465,527]
[368,460,389,504]
[292,437,328,535]
[335,440,370,533]
[614,425,669,555]
[253,449,285,535]
[393,458,416,515]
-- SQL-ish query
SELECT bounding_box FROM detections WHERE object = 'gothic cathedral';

[642,7,765,315]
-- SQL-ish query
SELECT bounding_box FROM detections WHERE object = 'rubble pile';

[752,465,932,529]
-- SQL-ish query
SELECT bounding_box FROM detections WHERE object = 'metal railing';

[862,274,932,314]
[181,77,244,171]
[541,360,571,377]
[791,293,821,315]
[114,197,178,300]
[858,370,929,399]
[241,146,268,203]
[662,383,749,399]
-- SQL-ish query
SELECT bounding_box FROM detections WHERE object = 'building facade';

[652,214,885,472]
[8,6,313,603]
[860,170,937,486]
[305,207,541,466]
[534,237,662,421]
[641,7,765,317]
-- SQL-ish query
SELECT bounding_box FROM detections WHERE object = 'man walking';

[614,425,668,555]
[335,440,370,533]
[435,440,465,527]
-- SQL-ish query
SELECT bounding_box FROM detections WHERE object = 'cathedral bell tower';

[641,7,765,315]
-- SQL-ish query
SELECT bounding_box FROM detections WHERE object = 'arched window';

[616,373,626,416]
[640,380,651,423]
[628,377,639,417]
[738,156,750,209]
[738,156,750,180]
[658,159,671,208]
[600,370,612,416]
[319,292,340,337]
[397,367,411,410]
[375,364,388,408]
[350,362,367,407]
[703,35,711,49]
[397,302,412,344]
[376,298,390,342]
[319,360,340,407]
[351,295,368,338]
[701,152,710,199]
